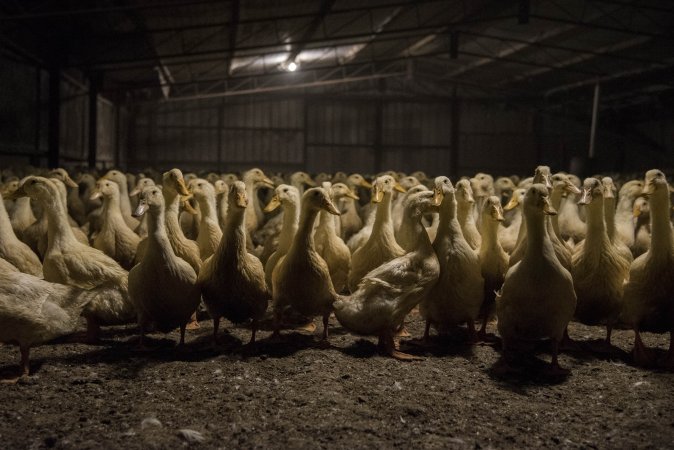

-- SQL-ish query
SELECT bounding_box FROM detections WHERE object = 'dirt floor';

[1,313,673,450]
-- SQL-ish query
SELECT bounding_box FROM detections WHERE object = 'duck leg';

[85,317,101,344]
[321,314,330,341]
[632,329,655,367]
[185,312,200,330]
[378,330,423,361]
[546,339,570,376]
[394,321,411,338]
[178,324,187,347]
[212,318,221,346]
[1,346,30,384]
[467,320,478,344]
[248,319,258,345]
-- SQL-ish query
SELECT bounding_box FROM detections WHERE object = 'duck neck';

[409,213,433,254]
[318,208,337,236]
[222,206,247,260]
[0,197,16,242]
[550,190,564,239]
[523,210,549,260]
[604,197,616,241]
[372,191,395,239]
[277,201,299,252]
[457,200,474,228]
[101,193,125,226]
[292,205,319,252]
[648,192,673,256]
[198,195,218,225]
[118,184,132,217]
[616,192,636,220]
[479,217,501,253]
[438,196,462,238]
[584,198,608,247]
[43,193,77,248]
[147,207,175,259]
[164,189,189,242]
[13,197,35,222]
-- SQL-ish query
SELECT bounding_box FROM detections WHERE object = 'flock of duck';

[0,165,672,382]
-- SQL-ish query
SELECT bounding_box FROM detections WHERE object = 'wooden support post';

[450,85,460,176]
[373,78,385,173]
[47,64,61,168]
[88,72,101,169]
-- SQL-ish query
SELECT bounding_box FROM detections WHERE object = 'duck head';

[494,177,516,197]
[618,179,645,201]
[601,177,616,200]
[1,179,20,197]
[220,173,238,185]
[76,173,97,188]
[302,187,341,215]
[404,189,436,218]
[206,172,221,184]
[133,186,164,217]
[102,170,127,191]
[90,178,120,201]
[551,173,582,196]
[229,181,249,210]
[7,176,58,204]
[577,178,604,206]
[533,166,553,190]
[290,171,317,188]
[483,195,505,222]
[129,178,156,197]
[371,175,405,203]
[410,171,430,185]
[213,180,229,196]
[264,184,300,212]
[330,182,359,202]
[643,169,670,197]
[189,178,216,202]
[243,168,274,188]
[455,179,475,205]
[470,173,494,198]
[49,168,78,188]
[314,173,331,184]
[162,168,191,196]
[398,176,421,191]
[432,176,455,206]
[524,184,556,216]
[332,172,348,184]
[346,173,372,189]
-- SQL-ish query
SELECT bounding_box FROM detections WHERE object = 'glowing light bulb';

[287,61,298,72]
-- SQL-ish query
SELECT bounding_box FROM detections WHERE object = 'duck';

[496,184,577,374]
[348,175,406,292]
[315,182,358,294]
[621,169,674,368]
[632,196,652,258]
[214,180,229,231]
[498,188,526,254]
[346,205,377,254]
[340,174,372,241]
[570,178,631,347]
[2,179,36,240]
[601,177,632,263]
[478,196,509,339]
[494,177,516,207]
[0,268,109,382]
[136,169,202,274]
[455,179,481,250]
[199,181,270,345]
[470,172,495,226]
[418,177,484,342]
[9,176,135,341]
[272,187,341,340]
[289,171,316,196]
[558,175,586,243]
[102,169,140,230]
[0,191,42,277]
[90,179,141,270]
[549,173,582,244]
[129,177,156,238]
[392,175,421,234]
[242,168,274,239]
[77,173,101,215]
[334,189,440,360]
[129,186,201,347]
[615,179,645,252]
[190,179,223,260]
[263,185,301,290]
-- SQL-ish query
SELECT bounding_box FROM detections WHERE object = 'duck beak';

[503,195,519,211]
[632,203,642,218]
[261,177,275,188]
[324,198,341,216]
[604,188,615,199]
[176,178,191,196]
[346,190,359,200]
[544,174,553,190]
[133,199,148,217]
[64,175,78,188]
[394,183,406,193]
[264,195,281,212]
[433,188,444,206]
[305,178,317,187]
[182,199,198,215]
[465,190,475,204]
[492,205,505,222]
[642,181,656,195]
[237,192,249,208]
[565,182,581,195]
[89,189,102,201]
[372,186,384,203]
[129,187,141,197]
[4,185,26,200]
[578,188,592,205]
[360,179,373,189]
[543,197,557,215]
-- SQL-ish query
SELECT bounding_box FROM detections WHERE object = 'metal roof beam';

[225,0,239,75]
[285,0,336,66]
[530,14,674,41]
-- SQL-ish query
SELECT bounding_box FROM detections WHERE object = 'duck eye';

[283,188,288,193]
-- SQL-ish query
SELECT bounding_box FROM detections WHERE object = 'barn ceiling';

[1,0,673,112]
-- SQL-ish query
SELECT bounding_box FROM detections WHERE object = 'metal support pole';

[47,64,61,168]
[88,72,101,169]
[33,67,41,163]
[588,82,600,158]
[217,102,224,171]
[373,78,385,173]
[450,85,460,176]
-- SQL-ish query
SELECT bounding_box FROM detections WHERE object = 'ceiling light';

[287,61,298,72]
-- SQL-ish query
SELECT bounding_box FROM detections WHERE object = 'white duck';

[614,179,645,252]
[0,191,42,277]
[419,177,484,342]
[272,187,341,340]
[129,186,201,347]
[348,175,406,292]
[129,177,156,238]
[190,178,223,260]
[455,179,481,251]
[199,181,270,345]
[334,189,440,360]
[341,174,372,241]
[571,178,631,346]
[263,185,301,290]
[102,169,140,230]
[621,169,674,368]
[496,184,576,374]
[498,188,526,254]
[242,168,274,238]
